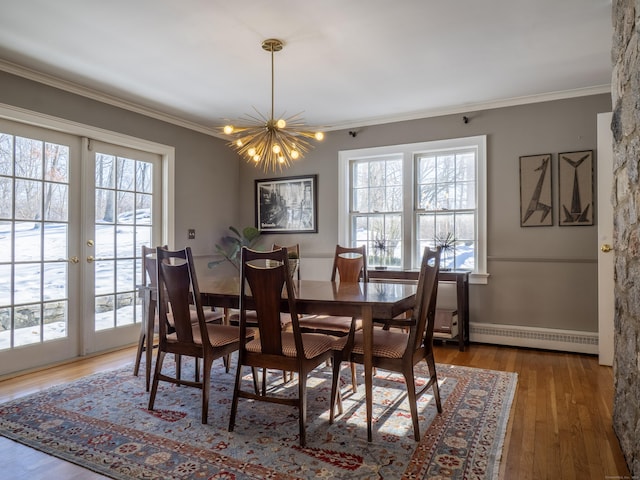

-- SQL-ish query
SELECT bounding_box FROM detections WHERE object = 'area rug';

[0,357,516,479]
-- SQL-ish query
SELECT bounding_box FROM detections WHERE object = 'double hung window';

[338,135,487,283]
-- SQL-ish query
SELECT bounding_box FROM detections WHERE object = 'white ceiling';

[0,0,613,134]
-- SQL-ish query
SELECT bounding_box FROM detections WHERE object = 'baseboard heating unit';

[470,322,598,354]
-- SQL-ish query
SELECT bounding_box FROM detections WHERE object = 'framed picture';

[519,153,553,227]
[558,150,594,226]
[255,174,318,233]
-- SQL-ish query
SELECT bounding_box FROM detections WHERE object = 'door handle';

[601,244,613,253]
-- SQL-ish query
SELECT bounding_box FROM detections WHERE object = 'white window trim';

[339,135,488,284]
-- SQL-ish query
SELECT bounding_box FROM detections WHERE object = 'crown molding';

[1,59,611,136]
[323,84,613,131]
[0,59,221,137]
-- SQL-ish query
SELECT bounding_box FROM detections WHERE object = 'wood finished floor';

[0,343,632,479]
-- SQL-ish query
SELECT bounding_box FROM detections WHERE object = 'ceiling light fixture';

[223,38,324,172]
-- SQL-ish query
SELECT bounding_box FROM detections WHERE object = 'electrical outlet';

[188,229,195,239]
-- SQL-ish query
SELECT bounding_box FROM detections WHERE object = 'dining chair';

[293,244,368,391]
[134,245,224,390]
[148,246,255,424]
[329,246,443,441]
[227,243,300,328]
[228,246,341,447]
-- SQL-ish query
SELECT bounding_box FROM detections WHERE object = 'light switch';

[188,229,196,239]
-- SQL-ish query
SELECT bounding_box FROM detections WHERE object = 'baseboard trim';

[470,322,598,354]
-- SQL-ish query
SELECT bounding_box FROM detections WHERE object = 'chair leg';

[350,362,358,393]
[426,354,442,413]
[133,327,145,377]
[228,364,243,432]
[251,367,260,395]
[404,369,421,441]
[298,372,308,447]
[330,354,344,424]
[176,354,182,381]
[148,350,166,411]
[261,367,267,395]
[201,356,213,424]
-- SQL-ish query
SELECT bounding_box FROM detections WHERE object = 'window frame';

[338,135,488,284]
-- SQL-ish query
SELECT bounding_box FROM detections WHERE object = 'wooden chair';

[228,247,340,447]
[148,246,255,424]
[134,245,223,390]
[294,244,368,391]
[329,246,443,441]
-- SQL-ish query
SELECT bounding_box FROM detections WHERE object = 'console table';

[368,269,470,351]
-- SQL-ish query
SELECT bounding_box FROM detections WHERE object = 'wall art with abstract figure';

[255,174,318,233]
[558,150,594,226]
[520,153,553,227]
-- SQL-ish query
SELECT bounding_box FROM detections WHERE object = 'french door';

[83,140,162,354]
[0,118,163,375]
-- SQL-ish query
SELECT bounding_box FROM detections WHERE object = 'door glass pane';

[15,304,41,347]
[43,300,67,341]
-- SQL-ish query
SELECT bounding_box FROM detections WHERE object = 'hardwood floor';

[0,343,632,479]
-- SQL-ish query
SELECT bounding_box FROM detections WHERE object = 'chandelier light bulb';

[236,139,243,147]
[276,119,286,129]
[272,144,281,154]
[248,147,256,157]
[315,132,325,141]
[224,125,234,135]
[278,156,285,164]
[291,150,299,159]
[253,154,261,162]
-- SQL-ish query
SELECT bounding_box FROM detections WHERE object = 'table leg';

[362,305,373,442]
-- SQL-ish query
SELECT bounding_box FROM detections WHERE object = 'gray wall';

[239,94,612,333]
[0,70,611,334]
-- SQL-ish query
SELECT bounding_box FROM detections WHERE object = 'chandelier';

[223,39,324,172]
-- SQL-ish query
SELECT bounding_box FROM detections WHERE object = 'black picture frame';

[558,150,594,226]
[255,174,318,233]
[519,153,553,227]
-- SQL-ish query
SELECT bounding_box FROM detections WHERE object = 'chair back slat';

[331,245,368,282]
[241,247,299,356]
[408,247,440,354]
[156,246,207,346]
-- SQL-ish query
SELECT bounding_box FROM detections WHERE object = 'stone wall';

[612,0,640,474]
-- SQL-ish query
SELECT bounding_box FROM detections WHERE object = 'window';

[338,136,487,284]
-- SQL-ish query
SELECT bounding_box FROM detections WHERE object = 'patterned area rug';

[0,357,516,479]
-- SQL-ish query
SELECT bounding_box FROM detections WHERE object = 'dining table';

[198,276,418,442]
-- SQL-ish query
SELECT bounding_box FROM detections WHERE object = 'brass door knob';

[601,244,613,253]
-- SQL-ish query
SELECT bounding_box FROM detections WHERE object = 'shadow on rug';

[0,358,516,479]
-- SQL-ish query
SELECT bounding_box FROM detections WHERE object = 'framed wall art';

[558,150,594,226]
[519,153,553,227]
[255,174,318,233]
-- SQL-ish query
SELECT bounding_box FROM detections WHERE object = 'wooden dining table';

[198,276,418,442]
